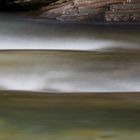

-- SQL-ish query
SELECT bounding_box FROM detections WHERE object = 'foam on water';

[1,74,139,92]
[0,13,139,51]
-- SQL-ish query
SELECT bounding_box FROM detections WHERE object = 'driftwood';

[39,0,140,22]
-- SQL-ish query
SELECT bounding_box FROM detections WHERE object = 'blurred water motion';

[0,92,140,140]
[0,14,140,92]
[0,51,139,92]
[0,13,140,51]
[0,13,140,140]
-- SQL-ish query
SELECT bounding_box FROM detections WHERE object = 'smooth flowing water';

[0,13,140,51]
[0,13,140,92]
[0,50,140,92]
[0,13,140,140]
[0,91,140,140]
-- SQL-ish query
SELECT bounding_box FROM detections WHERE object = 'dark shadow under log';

[0,0,57,11]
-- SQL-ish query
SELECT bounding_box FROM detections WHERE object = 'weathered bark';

[106,3,140,21]
[39,0,140,22]
[40,0,107,21]
[0,0,140,22]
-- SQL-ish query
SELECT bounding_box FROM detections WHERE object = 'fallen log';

[0,0,140,22]
[39,0,140,22]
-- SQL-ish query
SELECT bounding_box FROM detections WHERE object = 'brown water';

[0,50,140,92]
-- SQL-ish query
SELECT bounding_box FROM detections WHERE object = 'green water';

[0,109,140,140]
[0,92,139,140]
